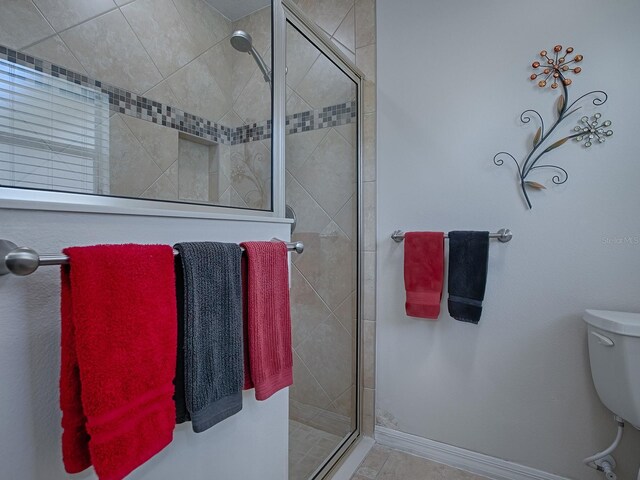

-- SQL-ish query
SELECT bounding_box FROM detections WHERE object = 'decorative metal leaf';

[524,181,546,190]
[557,95,565,114]
[533,127,542,147]
[543,137,569,153]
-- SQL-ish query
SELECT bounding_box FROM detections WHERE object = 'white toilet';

[584,309,640,429]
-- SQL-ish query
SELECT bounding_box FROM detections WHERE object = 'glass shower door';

[285,20,359,480]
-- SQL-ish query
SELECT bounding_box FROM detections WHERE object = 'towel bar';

[0,238,304,277]
[391,229,513,243]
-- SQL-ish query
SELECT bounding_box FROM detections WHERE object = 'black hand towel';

[174,242,244,432]
[447,231,489,324]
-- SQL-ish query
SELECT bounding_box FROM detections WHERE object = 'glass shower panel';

[0,0,274,211]
[285,22,358,480]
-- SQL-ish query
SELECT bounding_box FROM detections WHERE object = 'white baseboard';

[375,427,569,480]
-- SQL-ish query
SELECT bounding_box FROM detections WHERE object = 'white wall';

[0,208,289,480]
[376,0,640,478]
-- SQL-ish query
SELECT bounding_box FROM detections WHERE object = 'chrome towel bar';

[0,238,304,277]
[391,229,513,243]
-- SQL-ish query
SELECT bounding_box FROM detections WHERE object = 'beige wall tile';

[285,177,332,234]
[356,43,376,82]
[334,292,355,334]
[142,81,180,108]
[166,42,231,121]
[295,221,354,311]
[363,387,375,436]
[363,320,375,388]
[32,0,115,32]
[0,0,54,50]
[334,194,355,240]
[290,351,334,410]
[23,35,87,74]
[332,385,355,419]
[285,128,329,177]
[290,266,332,347]
[355,0,375,48]
[232,6,271,56]
[296,54,356,110]
[363,78,376,114]
[60,10,162,93]
[295,0,354,36]
[296,314,353,400]
[177,137,209,201]
[363,182,376,251]
[121,115,178,171]
[286,24,320,90]
[286,87,313,116]
[140,171,178,201]
[229,139,271,209]
[333,5,355,54]
[296,129,355,217]
[331,38,356,64]
[232,65,272,124]
[229,186,248,207]
[363,113,376,181]
[108,115,162,196]
[363,250,375,320]
[121,0,201,77]
[164,159,178,185]
[334,122,357,146]
[173,0,231,54]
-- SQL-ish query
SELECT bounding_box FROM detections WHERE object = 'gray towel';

[447,231,490,324]
[174,242,244,433]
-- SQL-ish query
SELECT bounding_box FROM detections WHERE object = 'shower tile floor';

[351,445,491,480]
[289,420,342,479]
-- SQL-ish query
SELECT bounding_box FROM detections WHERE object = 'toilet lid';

[583,309,640,337]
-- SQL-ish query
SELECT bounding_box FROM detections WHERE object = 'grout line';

[115,113,166,177]
[293,345,338,409]
[118,5,165,82]
[24,4,121,50]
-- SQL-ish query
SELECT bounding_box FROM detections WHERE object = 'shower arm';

[249,48,271,85]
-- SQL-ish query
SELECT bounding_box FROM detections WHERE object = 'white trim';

[0,189,293,224]
[328,436,375,480]
[375,427,570,480]
[272,0,286,218]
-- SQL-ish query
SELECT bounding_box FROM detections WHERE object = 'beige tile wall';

[287,0,377,437]
[1,0,273,209]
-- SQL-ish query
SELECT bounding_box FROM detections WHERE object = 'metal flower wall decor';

[494,45,612,209]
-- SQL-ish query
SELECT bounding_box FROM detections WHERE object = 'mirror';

[0,0,273,211]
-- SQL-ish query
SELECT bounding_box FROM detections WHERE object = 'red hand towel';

[240,241,293,400]
[404,232,445,319]
[60,244,177,480]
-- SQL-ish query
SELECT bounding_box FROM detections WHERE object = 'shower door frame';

[273,1,365,477]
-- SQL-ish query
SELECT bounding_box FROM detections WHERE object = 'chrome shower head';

[229,29,271,85]
[230,30,254,53]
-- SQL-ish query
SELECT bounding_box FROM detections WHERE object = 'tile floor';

[289,420,343,480]
[351,444,490,480]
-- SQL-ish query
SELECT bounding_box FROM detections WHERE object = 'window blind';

[0,59,109,195]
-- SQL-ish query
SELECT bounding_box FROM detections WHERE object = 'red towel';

[240,241,293,400]
[60,244,177,480]
[404,232,445,319]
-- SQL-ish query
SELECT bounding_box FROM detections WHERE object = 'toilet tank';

[584,310,640,428]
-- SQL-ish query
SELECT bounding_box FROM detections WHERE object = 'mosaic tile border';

[286,101,357,135]
[0,45,355,145]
